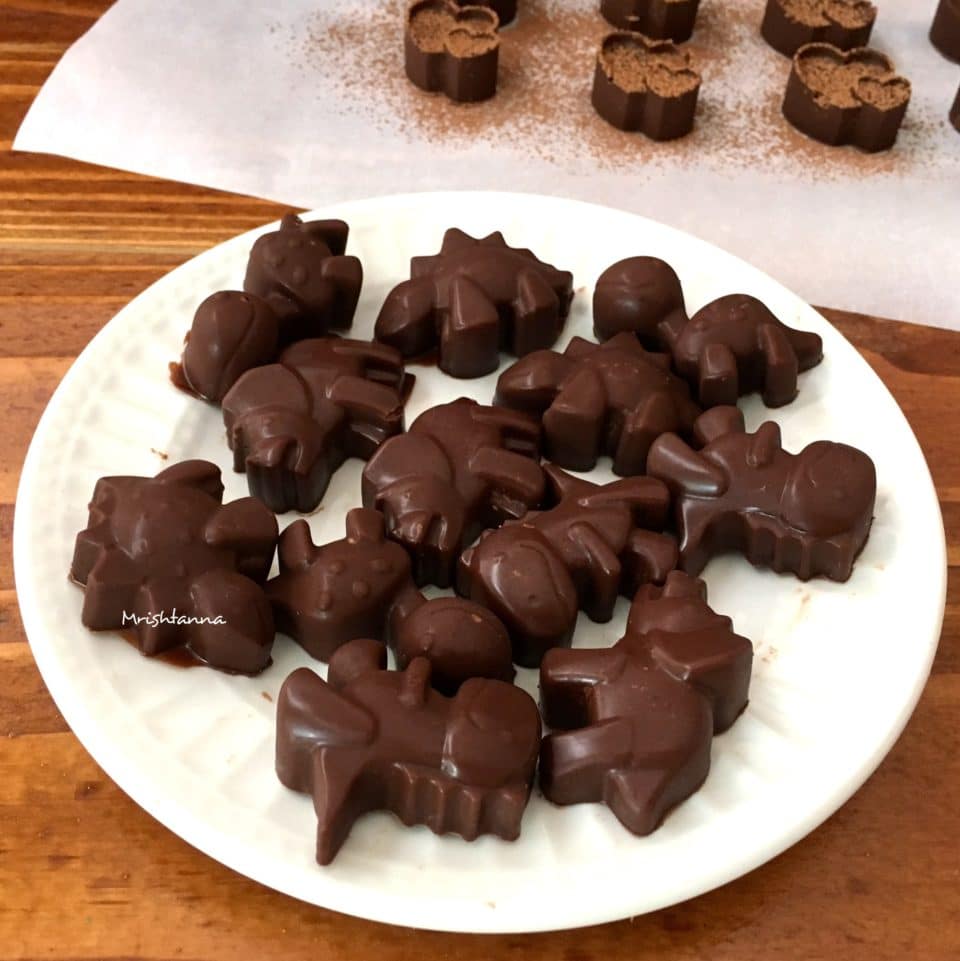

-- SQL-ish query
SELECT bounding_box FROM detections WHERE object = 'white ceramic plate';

[14,192,945,933]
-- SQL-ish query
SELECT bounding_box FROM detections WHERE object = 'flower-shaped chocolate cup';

[761,0,876,58]
[782,43,910,152]
[600,0,701,44]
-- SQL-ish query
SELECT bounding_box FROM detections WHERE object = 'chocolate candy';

[782,43,911,152]
[592,256,687,348]
[600,0,701,42]
[470,0,516,25]
[539,570,752,835]
[244,214,362,341]
[375,228,574,378]
[931,0,960,62]
[952,84,960,132]
[592,32,701,140]
[495,333,700,475]
[222,337,411,514]
[362,398,545,587]
[661,293,823,408]
[761,0,876,58]
[648,406,876,581]
[276,639,541,864]
[71,460,278,674]
[391,595,515,694]
[405,0,500,103]
[459,466,678,667]
[267,509,420,662]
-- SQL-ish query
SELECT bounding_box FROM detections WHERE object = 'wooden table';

[2,3,958,958]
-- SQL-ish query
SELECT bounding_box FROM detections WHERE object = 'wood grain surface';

[1,3,958,958]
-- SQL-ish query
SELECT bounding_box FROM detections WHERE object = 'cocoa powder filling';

[780,0,873,29]
[798,54,901,109]
[603,38,700,96]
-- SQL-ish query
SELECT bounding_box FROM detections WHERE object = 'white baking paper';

[13,0,960,327]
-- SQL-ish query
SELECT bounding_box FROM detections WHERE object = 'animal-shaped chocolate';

[276,638,541,864]
[362,398,545,587]
[70,460,278,674]
[267,509,421,662]
[495,333,700,475]
[222,337,411,513]
[540,570,752,835]
[458,465,678,666]
[375,228,574,378]
[647,406,876,581]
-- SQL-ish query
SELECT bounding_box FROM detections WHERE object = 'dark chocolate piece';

[495,333,700,475]
[458,465,678,667]
[782,43,911,152]
[362,398,545,587]
[276,639,541,864]
[600,0,701,42]
[391,595,515,694]
[539,570,752,834]
[761,0,876,58]
[405,0,500,104]
[648,406,876,581]
[244,213,362,341]
[952,84,960,132]
[375,228,574,378]
[222,337,410,513]
[70,460,278,674]
[592,32,701,140]
[661,293,823,408]
[931,0,960,62]
[463,0,516,25]
[267,509,420,662]
[592,256,687,348]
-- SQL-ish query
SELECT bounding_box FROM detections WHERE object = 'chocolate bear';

[70,460,278,674]
[458,465,678,667]
[539,570,752,835]
[495,333,700,475]
[221,337,411,514]
[276,638,541,864]
[647,406,876,581]
[362,398,545,587]
[375,228,574,378]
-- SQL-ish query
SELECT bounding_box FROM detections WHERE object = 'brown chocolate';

[458,465,678,667]
[648,406,876,581]
[362,398,545,587]
[661,293,823,408]
[466,0,516,25]
[782,43,911,152]
[592,256,687,348]
[600,0,701,43]
[952,84,960,132]
[375,228,574,378]
[222,337,411,514]
[267,509,421,662]
[495,333,700,475]
[276,639,541,864]
[931,0,960,62]
[405,0,500,104]
[391,595,515,694]
[539,570,752,835]
[244,214,362,340]
[761,0,876,58]
[592,32,701,140]
[70,460,278,675]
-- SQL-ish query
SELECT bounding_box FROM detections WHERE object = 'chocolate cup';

[463,0,516,26]
[951,84,960,133]
[930,0,960,62]
[600,0,701,43]
[760,0,876,58]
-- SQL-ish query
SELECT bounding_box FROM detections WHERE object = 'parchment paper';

[13,0,960,327]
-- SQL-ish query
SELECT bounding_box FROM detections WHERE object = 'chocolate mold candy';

[222,337,411,514]
[539,570,752,835]
[362,398,545,587]
[600,0,701,43]
[648,406,877,581]
[761,0,876,58]
[70,460,278,675]
[930,0,960,62]
[458,465,678,667]
[495,333,700,475]
[782,43,911,152]
[276,638,541,864]
[592,32,701,140]
[405,0,500,104]
[375,228,574,378]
